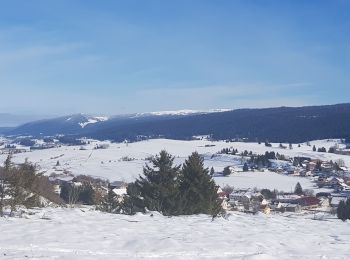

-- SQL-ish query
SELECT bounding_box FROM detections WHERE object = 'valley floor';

[1,138,348,191]
[0,207,349,260]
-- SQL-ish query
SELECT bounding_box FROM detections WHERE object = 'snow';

[214,171,315,192]
[1,138,349,191]
[0,207,349,259]
[136,109,232,117]
[113,187,127,196]
[79,116,109,128]
[143,109,201,116]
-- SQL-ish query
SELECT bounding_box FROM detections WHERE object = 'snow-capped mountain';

[5,114,110,136]
[4,110,230,136]
[4,103,350,143]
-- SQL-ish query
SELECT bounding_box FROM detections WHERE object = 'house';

[342,177,350,186]
[317,176,327,185]
[326,177,345,188]
[295,196,320,208]
[269,201,280,211]
[217,187,230,200]
[109,181,128,200]
[287,167,300,176]
[299,170,313,177]
[331,196,346,207]
[339,191,350,198]
[112,187,127,196]
[229,189,263,212]
[109,181,128,189]
[229,191,251,205]
[229,189,262,205]
[316,192,331,198]
[284,203,302,213]
[334,182,350,192]
[319,198,330,208]
[275,194,301,203]
[275,203,302,213]
[306,161,317,172]
[221,200,229,211]
[260,204,271,214]
[321,162,333,172]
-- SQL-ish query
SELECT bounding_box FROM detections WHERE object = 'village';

[216,143,350,216]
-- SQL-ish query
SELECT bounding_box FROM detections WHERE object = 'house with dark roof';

[295,196,320,208]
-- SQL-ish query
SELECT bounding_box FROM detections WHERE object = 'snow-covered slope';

[0,207,349,259]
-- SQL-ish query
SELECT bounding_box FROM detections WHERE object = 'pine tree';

[123,150,181,215]
[99,188,120,213]
[3,156,26,215]
[179,152,222,216]
[243,163,249,172]
[210,167,215,176]
[122,182,146,214]
[346,199,350,220]
[337,200,347,221]
[293,158,299,167]
[315,160,322,171]
[222,166,231,176]
[294,182,303,195]
[0,156,12,216]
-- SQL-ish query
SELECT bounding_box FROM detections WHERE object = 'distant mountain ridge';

[6,114,108,136]
[3,104,350,143]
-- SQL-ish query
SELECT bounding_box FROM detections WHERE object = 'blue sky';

[0,0,349,115]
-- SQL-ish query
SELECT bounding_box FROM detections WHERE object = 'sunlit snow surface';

[0,207,349,259]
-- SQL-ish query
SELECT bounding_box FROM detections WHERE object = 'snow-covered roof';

[113,188,127,196]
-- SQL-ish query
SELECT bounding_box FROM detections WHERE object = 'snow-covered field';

[0,138,348,191]
[214,171,315,191]
[0,207,349,260]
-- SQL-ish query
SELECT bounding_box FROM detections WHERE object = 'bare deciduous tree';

[68,185,81,206]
